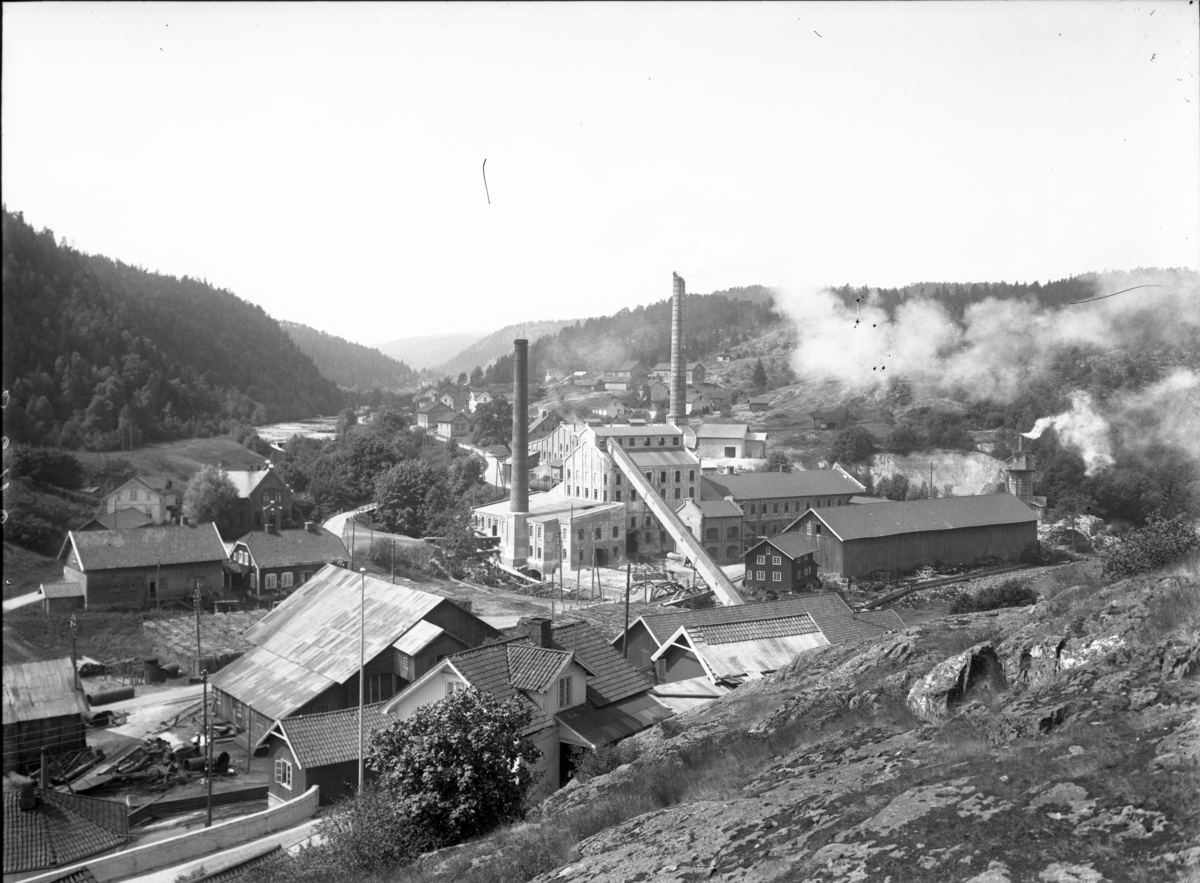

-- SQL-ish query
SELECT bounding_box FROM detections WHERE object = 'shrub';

[949,579,1039,614]
[1101,512,1200,579]
[571,740,642,782]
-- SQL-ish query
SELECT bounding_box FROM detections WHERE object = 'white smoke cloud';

[1022,391,1115,475]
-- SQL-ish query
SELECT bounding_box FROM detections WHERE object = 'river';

[255,416,339,444]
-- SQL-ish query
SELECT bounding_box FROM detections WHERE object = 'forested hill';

[281,321,418,391]
[1,207,342,450]
[480,286,782,384]
[432,319,579,378]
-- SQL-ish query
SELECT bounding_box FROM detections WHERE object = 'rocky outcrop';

[530,571,1200,883]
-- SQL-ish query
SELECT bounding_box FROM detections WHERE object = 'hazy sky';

[3,2,1197,346]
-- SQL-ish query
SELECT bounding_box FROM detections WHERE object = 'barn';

[2,658,89,773]
[786,493,1039,578]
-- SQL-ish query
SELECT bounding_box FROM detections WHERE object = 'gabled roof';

[41,583,86,600]
[3,658,90,725]
[69,523,227,571]
[235,527,349,570]
[268,703,389,768]
[211,565,492,719]
[3,789,128,874]
[550,620,653,707]
[555,692,671,748]
[746,533,819,560]
[786,493,1038,541]
[223,468,281,499]
[440,638,570,733]
[652,362,705,371]
[694,423,750,439]
[507,643,571,691]
[624,449,699,469]
[680,499,743,518]
[652,614,829,681]
[687,392,712,403]
[748,396,771,405]
[626,593,902,650]
[702,470,863,501]
[418,401,454,416]
[103,477,169,501]
[81,509,155,531]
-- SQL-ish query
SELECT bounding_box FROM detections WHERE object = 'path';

[322,503,376,539]
[3,591,43,613]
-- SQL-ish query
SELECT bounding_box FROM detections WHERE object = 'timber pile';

[144,611,266,677]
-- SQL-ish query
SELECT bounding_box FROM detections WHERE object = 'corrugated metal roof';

[794,493,1038,541]
[555,692,671,748]
[551,620,652,707]
[703,471,863,501]
[693,614,821,645]
[41,583,86,599]
[274,704,389,768]
[2,658,90,725]
[70,523,227,571]
[237,528,349,570]
[624,449,700,469]
[208,645,340,721]
[391,621,445,656]
[689,500,743,517]
[2,789,128,874]
[694,423,750,439]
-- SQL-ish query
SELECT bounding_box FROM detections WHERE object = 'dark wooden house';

[785,493,1039,578]
[744,534,819,593]
[62,523,228,610]
[2,658,89,773]
[262,704,389,807]
[210,565,498,746]
[228,524,349,596]
[219,466,294,538]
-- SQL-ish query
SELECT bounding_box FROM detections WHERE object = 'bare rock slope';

[530,571,1200,882]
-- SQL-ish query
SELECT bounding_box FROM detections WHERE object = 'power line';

[1069,284,1165,305]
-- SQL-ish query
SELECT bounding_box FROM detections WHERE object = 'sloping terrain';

[281,321,418,390]
[377,332,488,371]
[408,562,1200,883]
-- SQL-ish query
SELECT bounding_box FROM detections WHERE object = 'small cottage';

[743,534,820,593]
[262,704,389,807]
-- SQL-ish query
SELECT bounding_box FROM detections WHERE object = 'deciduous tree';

[182,464,239,524]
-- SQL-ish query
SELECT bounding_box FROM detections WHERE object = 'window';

[645,472,653,483]
[674,471,681,482]
[658,437,665,446]
[130,489,139,501]
[250,572,258,590]
[674,488,681,499]
[557,675,574,707]
[757,555,766,565]
[757,570,766,581]
[578,528,584,540]
[688,486,694,497]
[659,489,666,499]
[595,528,602,540]
[630,517,637,529]
[603,474,608,485]
[749,504,757,515]
[772,571,782,582]
[773,503,780,514]
[616,474,622,485]
[446,680,464,697]
[148,581,157,599]
[673,437,680,446]
[603,491,609,501]
[160,578,169,594]
[659,471,668,484]
[727,527,739,539]
[265,573,278,590]
[369,673,394,703]
[784,502,790,513]
[616,491,623,501]
[275,759,293,790]
[773,556,782,566]
[689,470,695,481]
[707,527,720,541]
[281,572,294,589]
[631,490,638,501]
[644,516,653,527]
[612,527,619,539]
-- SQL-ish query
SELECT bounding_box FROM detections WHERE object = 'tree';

[877,473,910,501]
[473,399,513,447]
[828,427,876,465]
[182,464,239,524]
[751,358,768,392]
[336,407,357,434]
[765,451,793,473]
[469,366,485,386]
[366,688,542,848]
[1101,512,1200,579]
[885,424,922,456]
[374,460,440,536]
[457,372,469,386]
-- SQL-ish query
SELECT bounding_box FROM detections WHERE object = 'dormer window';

[557,676,573,708]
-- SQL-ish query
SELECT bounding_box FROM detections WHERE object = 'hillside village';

[9,262,1196,883]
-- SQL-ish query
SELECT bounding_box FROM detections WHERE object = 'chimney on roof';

[516,615,553,648]
[511,339,529,515]
[18,781,39,812]
[668,272,687,427]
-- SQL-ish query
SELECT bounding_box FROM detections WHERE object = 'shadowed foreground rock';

[528,571,1200,883]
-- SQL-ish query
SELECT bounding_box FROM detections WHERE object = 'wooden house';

[744,534,819,593]
[417,401,454,429]
[648,379,671,404]
[650,613,830,684]
[607,362,644,381]
[39,583,86,614]
[685,423,767,459]
[99,476,178,526]
[219,466,294,538]
[748,396,771,412]
[810,407,854,430]
[2,658,89,773]
[785,493,1039,577]
[686,392,714,416]
[651,361,707,385]
[61,524,228,610]
[210,566,498,747]
[262,704,389,807]
[228,524,349,596]
[434,411,473,439]
[2,786,128,879]
[77,509,154,532]
[439,389,470,412]
[613,595,904,684]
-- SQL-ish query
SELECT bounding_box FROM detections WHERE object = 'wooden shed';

[40,582,86,614]
[785,493,1039,578]
[2,658,89,773]
[262,704,389,806]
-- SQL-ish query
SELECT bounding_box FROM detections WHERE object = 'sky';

[3,2,1197,346]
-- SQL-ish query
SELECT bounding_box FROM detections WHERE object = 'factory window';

[631,517,637,529]
[773,571,782,582]
[706,528,719,540]
[773,503,780,514]
[660,531,667,544]
[673,437,680,446]
[578,528,585,540]
[773,556,782,566]
[784,502,790,513]
[659,471,667,484]
[612,527,619,539]
[646,472,653,483]
[689,470,695,481]
[603,474,608,485]
[538,525,543,539]
[728,527,739,539]
[616,491,623,501]
[595,528,602,540]
[749,504,757,515]
[658,437,665,446]
[631,490,638,501]
[567,470,572,480]
[575,486,580,496]
[643,438,651,446]
[659,489,666,499]
[613,546,618,558]
[644,516,653,527]
[674,488,681,499]
[674,471,681,482]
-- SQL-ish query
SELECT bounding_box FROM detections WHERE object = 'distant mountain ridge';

[377,333,488,371]
[281,321,418,390]
[1,207,342,450]
[433,319,580,378]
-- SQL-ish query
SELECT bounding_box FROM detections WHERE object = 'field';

[79,436,268,486]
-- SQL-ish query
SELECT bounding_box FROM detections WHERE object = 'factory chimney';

[511,339,529,514]
[668,272,687,426]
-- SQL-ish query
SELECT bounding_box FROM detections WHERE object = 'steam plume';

[1022,391,1114,475]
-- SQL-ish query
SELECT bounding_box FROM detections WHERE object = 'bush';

[1101,512,1200,579]
[949,579,1039,614]
[828,427,876,465]
[571,740,642,782]
[877,473,910,501]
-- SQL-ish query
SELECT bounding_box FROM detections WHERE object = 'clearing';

[80,436,267,486]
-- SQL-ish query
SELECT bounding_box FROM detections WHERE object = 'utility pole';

[358,568,366,793]
[156,560,161,615]
[203,670,212,827]
[622,561,631,659]
[70,615,80,691]
[194,584,202,672]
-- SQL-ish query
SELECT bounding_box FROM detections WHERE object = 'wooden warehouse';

[3,658,89,773]
[786,493,1039,578]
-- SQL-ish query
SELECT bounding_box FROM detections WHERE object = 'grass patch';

[3,609,156,664]
[2,542,66,600]
[949,579,1038,614]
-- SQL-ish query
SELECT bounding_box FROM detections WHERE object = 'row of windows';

[705,526,740,540]
[753,571,784,582]
[755,554,784,566]
[746,497,846,517]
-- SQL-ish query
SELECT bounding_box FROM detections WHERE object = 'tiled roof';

[635,593,901,649]
[39,866,100,883]
[693,614,821,645]
[746,534,818,560]
[447,639,559,733]
[694,423,750,439]
[274,704,390,768]
[788,493,1038,541]
[41,583,86,599]
[3,789,128,874]
[702,470,863,501]
[70,523,227,571]
[551,620,653,707]
[506,644,571,691]
[237,528,349,570]
[3,658,90,726]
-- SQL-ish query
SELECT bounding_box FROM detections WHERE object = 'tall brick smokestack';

[668,272,687,426]
[511,339,529,514]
